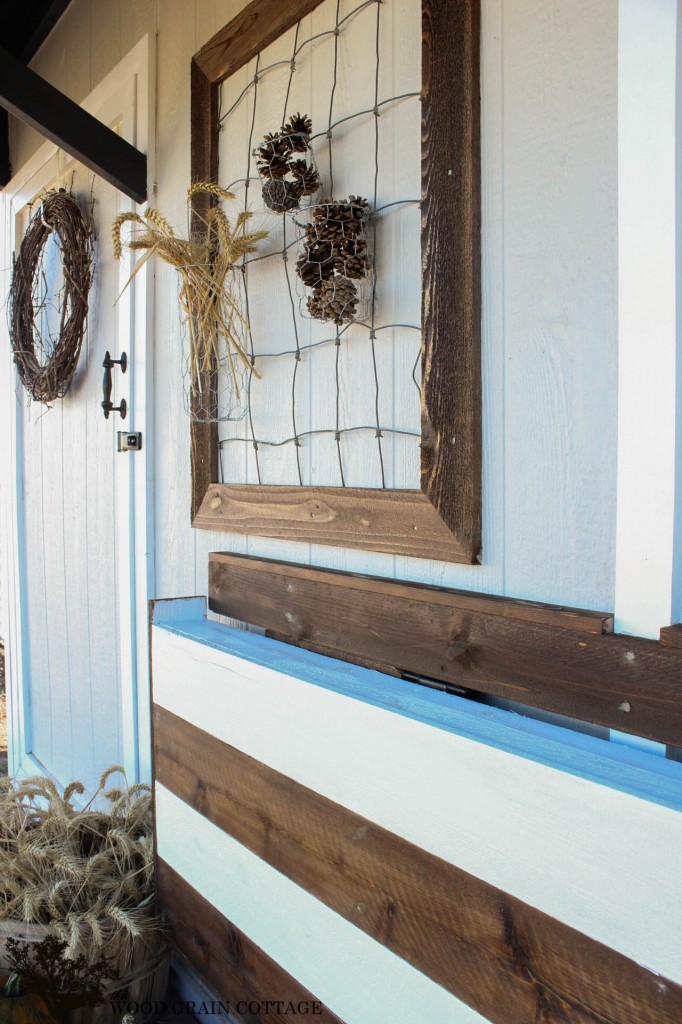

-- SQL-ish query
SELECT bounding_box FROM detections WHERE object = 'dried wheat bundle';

[0,767,159,962]
[112,183,268,398]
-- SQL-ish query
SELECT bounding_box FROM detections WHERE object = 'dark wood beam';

[18,0,73,62]
[0,109,9,186]
[0,46,146,202]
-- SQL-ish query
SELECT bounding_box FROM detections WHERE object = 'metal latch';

[117,431,142,452]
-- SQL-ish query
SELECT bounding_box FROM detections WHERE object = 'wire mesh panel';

[214,0,421,491]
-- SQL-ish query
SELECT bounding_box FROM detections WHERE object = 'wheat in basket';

[0,767,167,1024]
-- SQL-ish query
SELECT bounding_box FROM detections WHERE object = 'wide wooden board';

[195,485,474,562]
[208,552,682,745]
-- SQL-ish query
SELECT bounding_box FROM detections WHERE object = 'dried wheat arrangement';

[112,182,268,399]
[0,767,159,962]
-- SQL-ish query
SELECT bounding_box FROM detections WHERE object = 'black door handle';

[102,350,127,419]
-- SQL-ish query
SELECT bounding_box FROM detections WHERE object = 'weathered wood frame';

[190,0,481,563]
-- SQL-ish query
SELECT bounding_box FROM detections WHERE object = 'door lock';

[117,431,142,452]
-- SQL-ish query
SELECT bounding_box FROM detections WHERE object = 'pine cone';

[262,179,300,213]
[348,196,370,221]
[296,239,335,285]
[281,113,313,153]
[289,160,320,197]
[334,251,370,279]
[256,134,291,178]
[307,276,358,324]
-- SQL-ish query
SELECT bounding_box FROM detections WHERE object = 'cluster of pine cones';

[255,113,321,213]
[296,197,370,324]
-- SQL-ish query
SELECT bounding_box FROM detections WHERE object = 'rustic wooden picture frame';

[190,0,481,563]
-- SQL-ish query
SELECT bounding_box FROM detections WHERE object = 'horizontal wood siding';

[158,860,344,1024]
[208,552,682,746]
[154,702,682,1024]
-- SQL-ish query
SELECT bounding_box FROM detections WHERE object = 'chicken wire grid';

[198,0,422,491]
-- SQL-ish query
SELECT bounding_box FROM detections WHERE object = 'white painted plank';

[156,784,489,1024]
[615,0,679,637]
[152,619,682,982]
[499,0,618,610]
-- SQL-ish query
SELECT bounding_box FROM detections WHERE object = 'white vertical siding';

[14,163,124,784]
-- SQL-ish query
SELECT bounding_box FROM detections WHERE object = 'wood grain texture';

[207,552,682,745]
[193,0,328,86]
[421,0,481,554]
[189,59,220,521]
[157,859,344,1024]
[195,484,475,563]
[154,706,682,1024]
[190,0,482,555]
[660,624,682,648]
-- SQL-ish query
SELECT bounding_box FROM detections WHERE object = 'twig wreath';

[8,188,94,405]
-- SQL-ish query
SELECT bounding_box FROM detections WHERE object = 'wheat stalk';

[112,184,267,401]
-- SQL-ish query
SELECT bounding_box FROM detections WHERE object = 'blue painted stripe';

[156,615,682,813]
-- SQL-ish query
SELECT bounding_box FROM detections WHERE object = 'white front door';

[0,38,155,789]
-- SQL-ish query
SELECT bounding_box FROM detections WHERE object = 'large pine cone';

[307,276,358,325]
[262,179,300,213]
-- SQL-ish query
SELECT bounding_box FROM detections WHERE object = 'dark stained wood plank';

[210,551,612,633]
[154,707,682,1024]
[157,860,344,1024]
[195,485,477,563]
[421,0,481,555]
[0,46,146,202]
[189,60,220,520]
[208,552,682,746]
[190,0,483,555]
[0,108,9,187]
[194,0,328,86]
[660,624,682,649]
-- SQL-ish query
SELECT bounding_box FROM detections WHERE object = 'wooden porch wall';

[151,604,682,1024]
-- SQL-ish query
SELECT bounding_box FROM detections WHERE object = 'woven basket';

[0,918,169,1024]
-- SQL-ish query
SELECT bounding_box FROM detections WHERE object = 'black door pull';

[102,350,127,419]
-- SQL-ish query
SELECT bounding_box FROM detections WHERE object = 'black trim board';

[0,45,146,201]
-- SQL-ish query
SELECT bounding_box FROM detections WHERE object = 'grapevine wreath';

[9,188,94,404]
